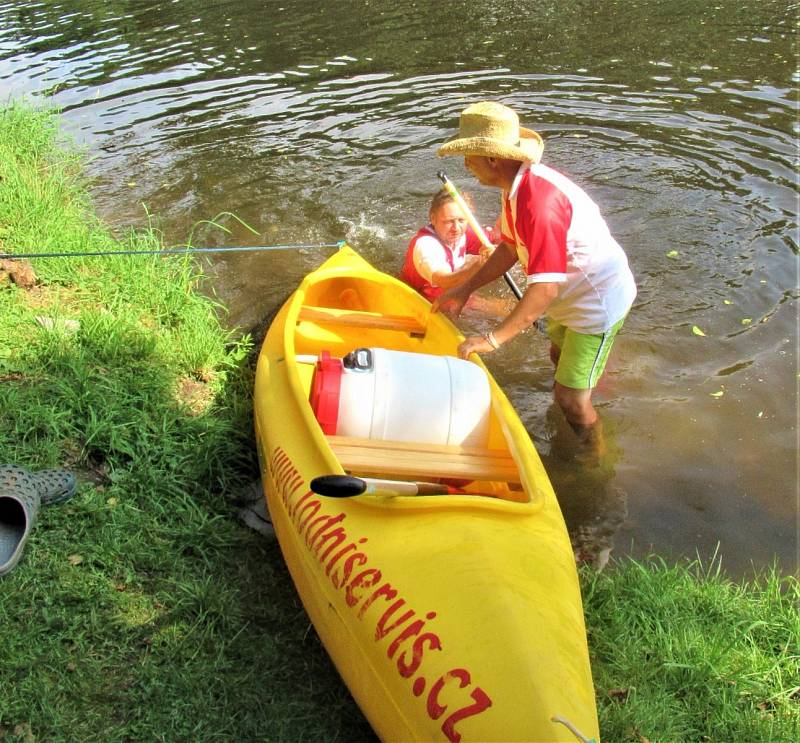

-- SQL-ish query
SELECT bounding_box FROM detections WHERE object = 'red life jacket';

[399,226,481,301]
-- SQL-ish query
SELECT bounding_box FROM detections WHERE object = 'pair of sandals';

[0,465,77,576]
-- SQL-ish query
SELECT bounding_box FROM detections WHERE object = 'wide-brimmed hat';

[437,101,543,163]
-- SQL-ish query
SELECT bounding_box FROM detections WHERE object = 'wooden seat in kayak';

[327,435,520,484]
[298,305,426,335]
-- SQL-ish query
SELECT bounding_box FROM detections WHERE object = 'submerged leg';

[553,382,606,462]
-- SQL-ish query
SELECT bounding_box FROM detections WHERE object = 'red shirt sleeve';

[514,174,571,278]
[464,227,482,255]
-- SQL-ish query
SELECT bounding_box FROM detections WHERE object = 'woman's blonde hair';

[429,187,474,220]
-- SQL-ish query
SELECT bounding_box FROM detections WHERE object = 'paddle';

[310,475,466,498]
[436,171,523,300]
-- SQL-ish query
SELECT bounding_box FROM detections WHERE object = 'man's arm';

[430,254,484,290]
[432,242,518,315]
[458,240,517,295]
[457,281,559,359]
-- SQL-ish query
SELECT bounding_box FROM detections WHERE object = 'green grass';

[584,557,798,742]
[1,101,797,742]
[0,101,375,742]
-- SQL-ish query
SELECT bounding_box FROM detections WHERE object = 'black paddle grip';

[310,475,366,498]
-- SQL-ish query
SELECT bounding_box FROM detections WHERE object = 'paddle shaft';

[436,171,523,301]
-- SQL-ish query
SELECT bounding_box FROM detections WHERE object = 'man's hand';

[432,240,517,317]
[431,284,471,317]
[457,335,494,359]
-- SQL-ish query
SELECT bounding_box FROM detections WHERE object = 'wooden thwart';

[327,435,520,483]
[298,305,426,334]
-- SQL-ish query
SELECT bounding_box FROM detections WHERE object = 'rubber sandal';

[31,469,77,505]
[0,465,77,506]
[0,474,40,576]
[0,465,39,493]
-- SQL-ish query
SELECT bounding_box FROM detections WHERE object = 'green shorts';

[547,317,626,390]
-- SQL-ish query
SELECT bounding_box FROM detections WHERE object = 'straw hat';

[437,101,544,163]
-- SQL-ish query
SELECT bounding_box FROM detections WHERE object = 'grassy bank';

[0,102,373,742]
[584,558,797,741]
[1,102,797,742]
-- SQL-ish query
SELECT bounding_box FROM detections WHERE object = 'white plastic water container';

[334,347,491,448]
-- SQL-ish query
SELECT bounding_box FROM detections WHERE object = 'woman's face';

[430,200,468,247]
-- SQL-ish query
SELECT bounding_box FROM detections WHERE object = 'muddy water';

[1,0,796,576]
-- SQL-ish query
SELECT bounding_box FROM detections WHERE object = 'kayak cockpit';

[325,434,528,502]
[287,266,535,504]
[293,348,529,504]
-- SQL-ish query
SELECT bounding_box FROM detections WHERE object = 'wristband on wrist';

[485,330,501,350]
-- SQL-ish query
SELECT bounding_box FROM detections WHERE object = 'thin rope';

[0,241,345,261]
[551,715,596,743]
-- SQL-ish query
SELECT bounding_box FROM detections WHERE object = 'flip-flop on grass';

[0,464,77,506]
[0,470,40,575]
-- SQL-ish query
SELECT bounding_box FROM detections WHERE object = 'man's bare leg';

[549,343,561,367]
[553,382,606,461]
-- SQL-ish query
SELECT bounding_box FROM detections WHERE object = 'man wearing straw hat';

[433,101,636,445]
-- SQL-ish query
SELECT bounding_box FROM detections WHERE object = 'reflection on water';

[538,406,629,570]
[0,0,796,577]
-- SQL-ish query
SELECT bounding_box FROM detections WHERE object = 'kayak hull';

[254,245,599,742]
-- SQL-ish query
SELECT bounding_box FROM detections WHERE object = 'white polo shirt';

[501,162,636,333]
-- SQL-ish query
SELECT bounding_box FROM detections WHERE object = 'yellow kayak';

[254,244,599,743]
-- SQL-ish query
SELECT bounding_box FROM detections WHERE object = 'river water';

[1,0,796,577]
